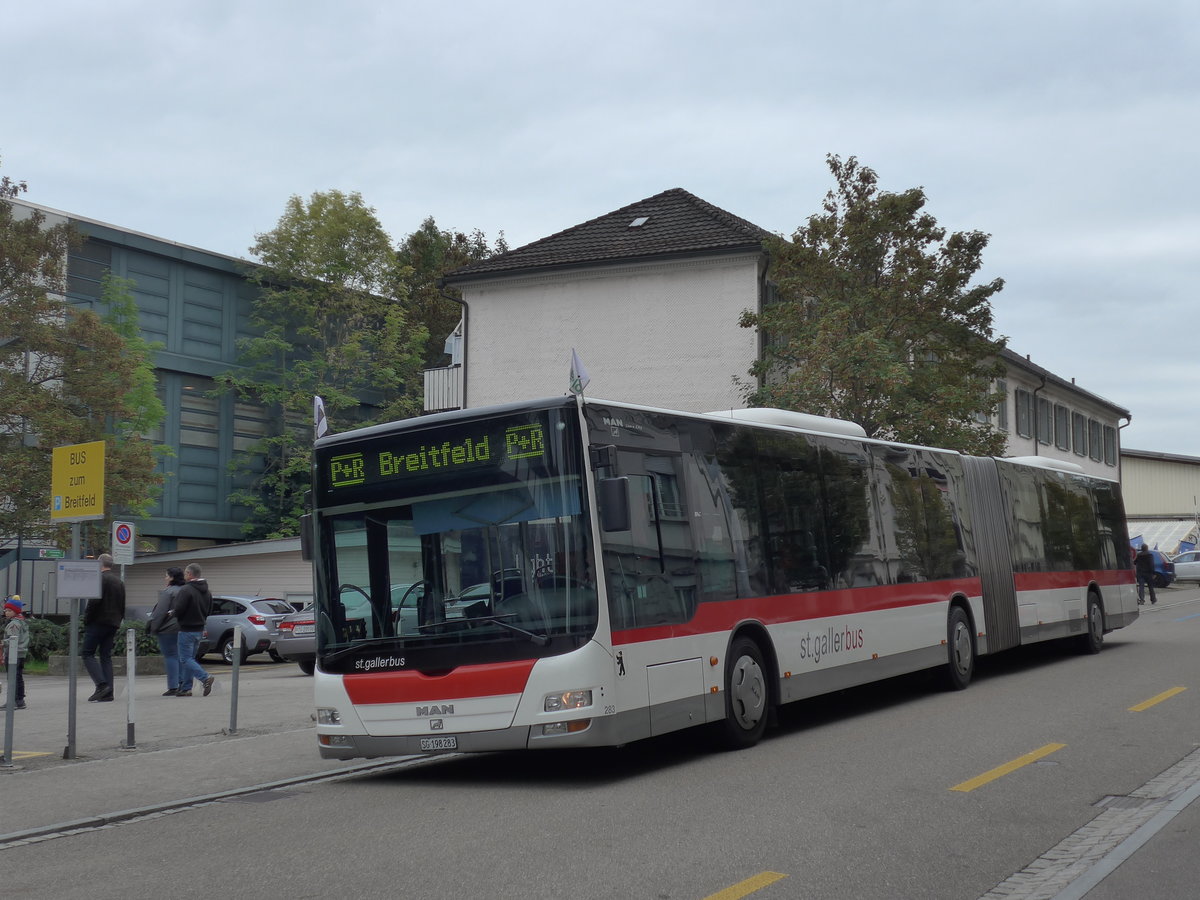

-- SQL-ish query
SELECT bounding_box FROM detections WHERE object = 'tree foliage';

[0,160,164,551]
[220,190,429,539]
[395,217,507,368]
[740,155,1007,455]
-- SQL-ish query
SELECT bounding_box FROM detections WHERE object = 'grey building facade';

[20,200,270,550]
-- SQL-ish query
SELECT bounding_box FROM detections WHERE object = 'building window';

[1054,404,1070,451]
[67,240,112,299]
[1015,389,1033,438]
[1072,412,1087,457]
[1088,419,1103,462]
[232,401,269,453]
[1103,426,1117,466]
[180,376,219,448]
[1036,397,1052,446]
[995,380,1008,431]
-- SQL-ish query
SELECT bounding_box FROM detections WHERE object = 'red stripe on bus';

[1013,569,1134,591]
[613,578,982,645]
[343,659,536,705]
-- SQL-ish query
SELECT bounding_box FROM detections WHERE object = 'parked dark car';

[1150,550,1176,588]
[197,595,295,664]
[1133,547,1176,589]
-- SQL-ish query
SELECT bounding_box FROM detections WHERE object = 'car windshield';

[317,478,598,669]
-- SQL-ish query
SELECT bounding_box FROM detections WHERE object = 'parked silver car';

[277,584,426,675]
[1170,550,1200,581]
[197,595,294,664]
[275,604,318,674]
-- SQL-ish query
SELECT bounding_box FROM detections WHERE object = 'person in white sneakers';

[170,563,216,697]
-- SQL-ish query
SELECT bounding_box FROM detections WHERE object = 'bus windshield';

[313,407,599,673]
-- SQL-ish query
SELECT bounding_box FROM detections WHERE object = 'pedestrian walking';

[147,567,185,696]
[1135,544,1158,606]
[83,553,125,702]
[171,562,215,697]
[3,596,29,710]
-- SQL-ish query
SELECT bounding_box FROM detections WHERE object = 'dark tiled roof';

[443,188,772,283]
[999,346,1130,416]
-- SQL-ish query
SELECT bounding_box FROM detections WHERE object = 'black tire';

[298,659,315,676]
[1153,573,1166,589]
[943,605,974,691]
[1077,593,1104,654]
[717,636,769,749]
[219,635,248,665]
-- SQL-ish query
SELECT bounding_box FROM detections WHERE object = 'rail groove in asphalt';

[0,753,453,849]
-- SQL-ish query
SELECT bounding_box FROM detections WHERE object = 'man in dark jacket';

[172,562,215,697]
[1134,544,1158,606]
[83,553,125,702]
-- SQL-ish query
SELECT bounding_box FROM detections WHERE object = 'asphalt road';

[3,585,1200,899]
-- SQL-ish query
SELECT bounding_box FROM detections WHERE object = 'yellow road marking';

[1129,686,1186,712]
[704,872,788,900]
[951,743,1066,792]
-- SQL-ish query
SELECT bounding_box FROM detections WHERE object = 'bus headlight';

[544,689,592,712]
[317,707,342,725]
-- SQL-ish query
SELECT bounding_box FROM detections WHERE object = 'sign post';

[50,441,106,760]
[112,520,135,568]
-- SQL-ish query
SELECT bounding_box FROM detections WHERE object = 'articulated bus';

[308,396,1137,758]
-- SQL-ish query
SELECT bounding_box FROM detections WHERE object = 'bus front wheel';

[718,636,769,749]
[943,606,974,691]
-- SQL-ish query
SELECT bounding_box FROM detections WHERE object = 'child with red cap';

[3,596,29,710]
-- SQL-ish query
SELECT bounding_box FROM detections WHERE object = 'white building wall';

[1121,454,1200,518]
[123,538,313,613]
[996,365,1125,481]
[461,254,761,413]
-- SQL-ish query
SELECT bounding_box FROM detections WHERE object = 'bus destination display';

[323,416,548,496]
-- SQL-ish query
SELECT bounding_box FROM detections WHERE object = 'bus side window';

[601,451,697,629]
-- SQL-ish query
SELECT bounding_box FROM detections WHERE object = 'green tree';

[740,154,1007,456]
[220,190,428,539]
[0,162,164,550]
[395,217,507,368]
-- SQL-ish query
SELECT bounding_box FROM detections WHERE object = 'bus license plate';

[420,736,457,752]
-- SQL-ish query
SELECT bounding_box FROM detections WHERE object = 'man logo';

[416,704,454,716]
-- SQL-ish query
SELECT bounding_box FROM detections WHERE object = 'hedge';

[21,618,161,663]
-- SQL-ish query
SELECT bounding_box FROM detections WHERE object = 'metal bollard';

[123,627,136,749]
[2,633,17,767]
[228,627,241,734]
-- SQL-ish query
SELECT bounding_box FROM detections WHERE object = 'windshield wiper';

[322,635,404,666]
[417,614,549,646]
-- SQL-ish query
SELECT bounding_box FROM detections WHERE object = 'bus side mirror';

[599,477,630,532]
[300,513,313,561]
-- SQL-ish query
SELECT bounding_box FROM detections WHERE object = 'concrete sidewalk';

[0,661,382,839]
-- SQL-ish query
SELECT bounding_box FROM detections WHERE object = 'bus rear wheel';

[718,636,769,749]
[1077,593,1104,655]
[943,606,974,691]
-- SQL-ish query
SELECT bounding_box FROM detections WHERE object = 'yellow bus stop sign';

[51,440,106,521]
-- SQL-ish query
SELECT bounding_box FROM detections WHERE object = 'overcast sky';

[8,1,1197,456]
